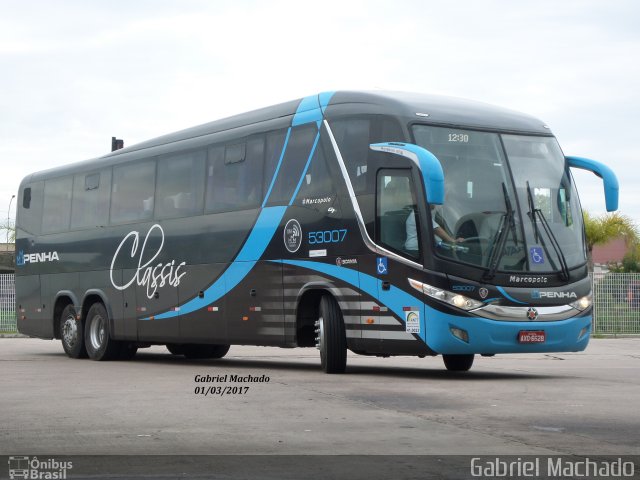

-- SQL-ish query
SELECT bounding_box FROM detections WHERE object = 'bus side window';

[110,160,156,224]
[331,118,370,194]
[265,124,317,206]
[376,172,419,259]
[42,176,73,234]
[17,182,43,235]
[156,150,206,219]
[294,140,335,205]
[206,136,264,213]
[71,170,111,229]
[22,188,31,209]
[263,129,288,201]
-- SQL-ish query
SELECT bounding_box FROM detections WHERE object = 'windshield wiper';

[483,183,515,280]
[526,181,540,243]
[525,182,570,281]
[502,183,518,248]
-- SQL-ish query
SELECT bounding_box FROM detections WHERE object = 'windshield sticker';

[110,223,187,299]
[530,246,545,264]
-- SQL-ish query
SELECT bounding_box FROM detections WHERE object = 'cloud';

[1,0,639,232]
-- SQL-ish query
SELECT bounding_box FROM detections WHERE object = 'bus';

[15,91,618,373]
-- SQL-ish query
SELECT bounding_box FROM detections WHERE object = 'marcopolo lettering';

[509,275,549,284]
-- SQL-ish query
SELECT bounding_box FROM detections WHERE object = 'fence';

[590,272,640,335]
[0,274,16,333]
[0,273,639,335]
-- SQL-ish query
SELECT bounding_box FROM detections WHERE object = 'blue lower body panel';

[424,307,592,355]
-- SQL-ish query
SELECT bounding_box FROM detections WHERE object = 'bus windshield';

[412,125,586,274]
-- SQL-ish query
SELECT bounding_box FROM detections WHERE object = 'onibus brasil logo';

[8,456,72,479]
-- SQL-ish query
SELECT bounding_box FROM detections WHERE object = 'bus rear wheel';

[59,305,87,359]
[84,302,122,361]
[442,354,474,371]
[316,295,347,374]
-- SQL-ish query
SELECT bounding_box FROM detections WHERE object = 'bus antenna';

[111,137,124,152]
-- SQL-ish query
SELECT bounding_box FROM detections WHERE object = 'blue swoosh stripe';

[497,286,527,304]
[278,259,424,334]
[151,206,287,320]
[146,93,335,321]
[289,131,321,205]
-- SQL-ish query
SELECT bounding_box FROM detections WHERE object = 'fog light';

[450,326,469,343]
[578,325,590,340]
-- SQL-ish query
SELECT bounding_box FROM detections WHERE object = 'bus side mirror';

[566,156,619,212]
[369,142,445,205]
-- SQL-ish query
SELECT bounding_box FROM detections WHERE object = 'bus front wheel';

[60,304,87,359]
[316,295,347,374]
[84,302,122,361]
[442,354,474,372]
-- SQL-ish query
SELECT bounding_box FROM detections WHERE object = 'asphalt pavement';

[0,337,638,478]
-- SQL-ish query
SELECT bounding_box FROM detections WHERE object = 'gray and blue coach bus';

[15,91,618,372]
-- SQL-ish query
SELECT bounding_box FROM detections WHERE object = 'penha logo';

[16,250,59,266]
[110,224,186,300]
[532,289,577,299]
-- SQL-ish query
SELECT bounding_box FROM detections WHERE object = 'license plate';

[518,330,546,344]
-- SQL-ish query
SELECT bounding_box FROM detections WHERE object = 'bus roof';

[25,91,552,182]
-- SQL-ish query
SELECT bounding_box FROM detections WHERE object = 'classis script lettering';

[110,224,186,299]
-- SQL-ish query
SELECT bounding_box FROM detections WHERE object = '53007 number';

[308,229,347,245]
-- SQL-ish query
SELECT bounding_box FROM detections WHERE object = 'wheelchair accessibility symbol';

[377,257,388,275]
[530,247,545,265]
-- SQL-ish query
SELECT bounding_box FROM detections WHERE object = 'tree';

[609,243,640,273]
[0,219,15,246]
[583,211,639,271]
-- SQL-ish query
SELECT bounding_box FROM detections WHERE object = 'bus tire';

[84,302,121,361]
[442,354,474,371]
[183,344,230,359]
[166,344,185,355]
[59,304,88,359]
[209,344,230,359]
[119,343,138,360]
[317,294,347,374]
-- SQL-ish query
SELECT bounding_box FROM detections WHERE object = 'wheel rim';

[89,313,105,350]
[315,316,325,350]
[62,315,78,347]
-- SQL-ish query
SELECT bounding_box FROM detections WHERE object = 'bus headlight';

[408,278,483,311]
[570,294,592,311]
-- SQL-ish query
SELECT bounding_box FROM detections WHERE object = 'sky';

[1,0,639,239]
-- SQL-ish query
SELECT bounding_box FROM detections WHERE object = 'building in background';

[0,243,14,273]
